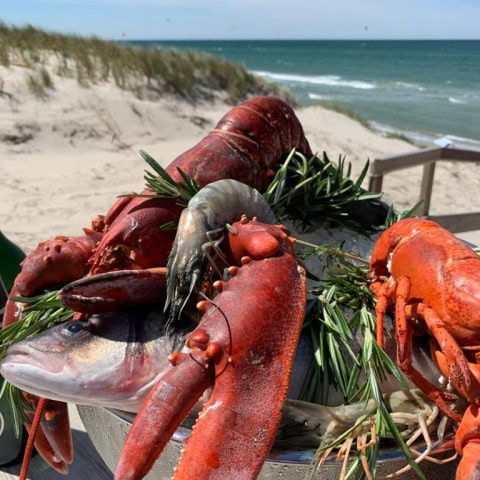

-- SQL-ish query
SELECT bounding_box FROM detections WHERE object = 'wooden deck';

[0,404,112,480]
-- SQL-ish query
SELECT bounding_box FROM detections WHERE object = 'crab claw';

[115,219,307,480]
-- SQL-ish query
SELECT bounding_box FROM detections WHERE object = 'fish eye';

[61,321,91,339]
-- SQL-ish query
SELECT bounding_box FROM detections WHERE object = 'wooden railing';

[368,147,480,233]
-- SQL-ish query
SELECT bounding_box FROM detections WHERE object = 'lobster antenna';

[197,291,233,377]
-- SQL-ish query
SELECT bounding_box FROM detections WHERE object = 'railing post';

[419,161,436,216]
[368,173,383,193]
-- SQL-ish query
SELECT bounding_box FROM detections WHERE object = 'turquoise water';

[128,40,480,148]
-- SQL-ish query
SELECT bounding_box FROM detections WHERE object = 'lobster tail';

[168,96,312,191]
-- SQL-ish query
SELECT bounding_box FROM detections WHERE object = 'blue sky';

[1,0,479,40]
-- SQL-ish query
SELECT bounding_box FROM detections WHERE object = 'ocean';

[128,40,480,149]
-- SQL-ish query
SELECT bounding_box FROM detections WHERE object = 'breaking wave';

[448,97,467,104]
[253,71,376,90]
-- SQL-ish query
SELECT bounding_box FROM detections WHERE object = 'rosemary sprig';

[137,150,199,206]
[0,380,31,436]
[381,201,423,230]
[302,240,425,480]
[0,291,73,360]
[0,290,74,433]
[265,150,382,233]
[116,150,200,229]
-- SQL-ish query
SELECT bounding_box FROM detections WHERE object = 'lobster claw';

[22,394,73,474]
[115,219,307,480]
[59,267,168,314]
[13,231,103,298]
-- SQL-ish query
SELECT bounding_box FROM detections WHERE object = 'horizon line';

[121,37,480,42]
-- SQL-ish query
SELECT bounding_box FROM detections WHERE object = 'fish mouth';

[0,343,71,400]
[2,343,68,373]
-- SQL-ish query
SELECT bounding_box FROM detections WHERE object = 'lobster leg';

[432,348,480,479]
[417,303,480,405]
[371,278,397,348]
[454,404,480,480]
[115,219,307,480]
[24,416,70,475]
[394,276,462,421]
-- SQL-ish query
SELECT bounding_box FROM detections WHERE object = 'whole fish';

[0,309,312,412]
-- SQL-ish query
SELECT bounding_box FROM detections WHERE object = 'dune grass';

[383,131,422,146]
[315,99,372,130]
[0,23,293,104]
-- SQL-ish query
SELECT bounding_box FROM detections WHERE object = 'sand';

[1,60,480,255]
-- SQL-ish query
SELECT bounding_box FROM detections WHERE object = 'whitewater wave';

[444,134,480,148]
[253,71,376,90]
[395,81,425,92]
[308,93,330,100]
[448,97,467,104]
[371,121,480,151]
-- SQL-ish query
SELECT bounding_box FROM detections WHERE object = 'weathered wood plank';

[370,147,442,175]
[428,212,480,233]
[369,147,480,232]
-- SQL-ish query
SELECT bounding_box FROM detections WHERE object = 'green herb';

[381,201,423,230]
[301,239,426,479]
[265,150,382,233]
[0,291,74,433]
[140,150,199,205]
[0,291,73,360]
[119,150,200,208]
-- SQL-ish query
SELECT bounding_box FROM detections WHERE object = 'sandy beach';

[1,58,480,253]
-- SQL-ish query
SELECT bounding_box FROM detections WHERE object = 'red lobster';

[370,218,480,480]
[3,96,312,477]
[116,216,306,479]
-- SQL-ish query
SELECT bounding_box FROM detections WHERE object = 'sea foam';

[448,97,467,104]
[253,71,376,90]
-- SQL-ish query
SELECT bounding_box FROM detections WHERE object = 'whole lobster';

[3,96,312,478]
[370,218,480,480]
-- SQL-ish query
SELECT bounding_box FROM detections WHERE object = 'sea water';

[128,40,480,149]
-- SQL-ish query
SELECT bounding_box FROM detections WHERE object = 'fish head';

[0,309,174,412]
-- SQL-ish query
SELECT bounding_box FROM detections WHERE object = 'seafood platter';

[1,96,478,480]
